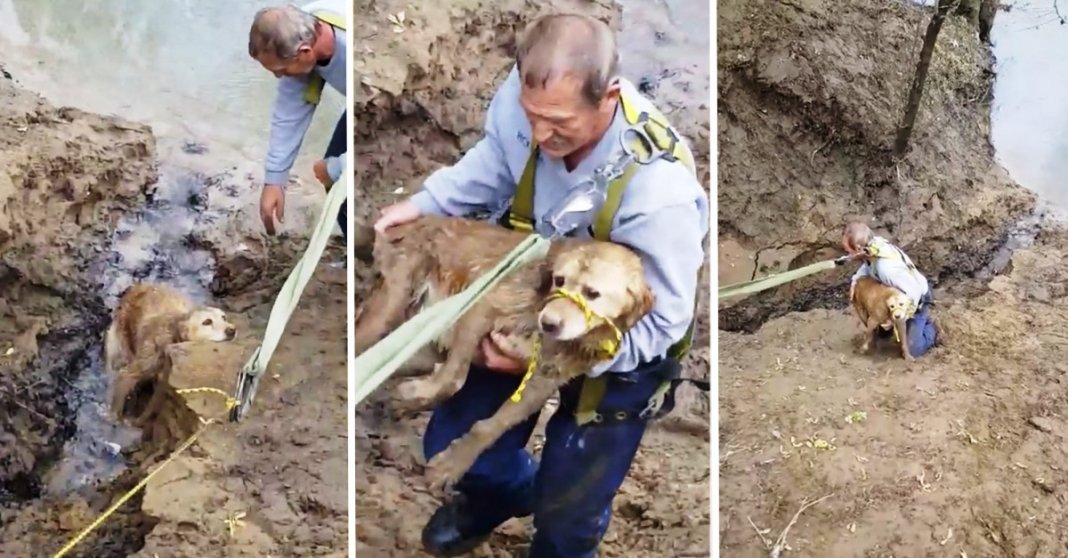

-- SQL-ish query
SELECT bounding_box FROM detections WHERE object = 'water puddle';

[0,0,341,498]
[617,0,709,122]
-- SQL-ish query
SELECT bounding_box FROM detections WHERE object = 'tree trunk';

[893,0,959,157]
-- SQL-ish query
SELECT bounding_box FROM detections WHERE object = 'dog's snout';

[225,326,236,339]
[539,315,560,335]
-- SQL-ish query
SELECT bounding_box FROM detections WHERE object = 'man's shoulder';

[608,159,706,225]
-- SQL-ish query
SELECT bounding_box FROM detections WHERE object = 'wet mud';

[0,67,348,557]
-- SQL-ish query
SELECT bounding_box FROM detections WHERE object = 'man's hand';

[260,185,285,235]
[474,334,525,374]
[374,200,421,233]
[313,160,332,188]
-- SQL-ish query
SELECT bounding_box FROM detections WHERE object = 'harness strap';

[302,10,347,105]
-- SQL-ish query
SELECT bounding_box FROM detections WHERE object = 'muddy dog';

[354,215,555,403]
[104,283,237,425]
[354,215,654,488]
[851,276,914,361]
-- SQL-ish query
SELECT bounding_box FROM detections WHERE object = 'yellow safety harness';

[301,9,346,105]
[499,91,700,425]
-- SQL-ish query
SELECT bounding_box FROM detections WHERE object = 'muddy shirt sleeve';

[409,75,516,216]
[264,75,317,187]
[589,164,710,377]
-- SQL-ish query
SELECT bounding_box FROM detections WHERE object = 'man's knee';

[906,313,938,357]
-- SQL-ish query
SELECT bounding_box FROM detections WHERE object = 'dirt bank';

[354,0,711,555]
[0,71,348,557]
[718,1,1068,556]
[717,0,1033,330]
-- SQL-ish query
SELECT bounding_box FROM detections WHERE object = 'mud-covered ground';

[0,70,348,557]
[718,1,1068,556]
[354,0,711,556]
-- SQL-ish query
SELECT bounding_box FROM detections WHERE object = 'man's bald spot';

[516,14,619,105]
[249,5,318,60]
[842,221,873,251]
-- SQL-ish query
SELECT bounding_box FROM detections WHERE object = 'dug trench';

[354,0,711,555]
[719,0,1068,556]
[0,72,348,556]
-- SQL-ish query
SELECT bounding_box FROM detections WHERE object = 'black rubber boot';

[420,495,495,557]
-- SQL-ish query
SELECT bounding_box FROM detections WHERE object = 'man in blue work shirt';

[375,13,709,558]
[843,221,940,357]
[248,1,347,238]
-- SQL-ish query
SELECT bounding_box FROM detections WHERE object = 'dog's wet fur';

[104,282,237,426]
[354,215,654,487]
[851,276,913,361]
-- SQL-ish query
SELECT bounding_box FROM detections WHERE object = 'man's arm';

[408,72,518,217]
[264,76,317,186]
[851,262,871,285]
[589,198,707,376]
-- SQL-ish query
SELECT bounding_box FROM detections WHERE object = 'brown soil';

[354,0,711,555]
[718,1,1068,557]
[716,0,1033,330]
[0,70,347,557]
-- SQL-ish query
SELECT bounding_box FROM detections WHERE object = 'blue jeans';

[325,111,346,239]
[877,293,938,357]
[424,364,664,558]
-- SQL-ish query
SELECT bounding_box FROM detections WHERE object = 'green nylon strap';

[353,234,551,405]
[240,164,349,396]
[718,258,841,300]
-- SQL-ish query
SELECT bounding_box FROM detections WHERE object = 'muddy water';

[0,0,342,498]
[616,0,710,122]
[988,1,1068,215]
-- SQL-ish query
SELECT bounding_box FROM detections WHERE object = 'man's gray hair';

[515,13,620,106]
[248,5,319,60]
[843,221,874,248]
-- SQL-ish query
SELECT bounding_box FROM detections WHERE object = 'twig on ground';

[769,493,835,558]
[748,515,773,549]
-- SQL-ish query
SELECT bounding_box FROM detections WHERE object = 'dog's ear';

[619,285,655,329]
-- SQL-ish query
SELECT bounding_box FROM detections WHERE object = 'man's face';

[255,45,316,78]
[519,73,617,159]
[841,235,865,258]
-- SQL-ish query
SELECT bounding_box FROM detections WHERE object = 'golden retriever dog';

[354,215,654,488]
[851,276,913,360]
[104,283,237,424]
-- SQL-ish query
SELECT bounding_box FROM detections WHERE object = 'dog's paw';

[394,379,439,410]
[424,450,472,493]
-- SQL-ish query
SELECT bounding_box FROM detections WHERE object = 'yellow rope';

[51,387,233,558]
[544,288,622,356]
[508,337,541,403]
[176,387,239,410]
[507,288,625,403]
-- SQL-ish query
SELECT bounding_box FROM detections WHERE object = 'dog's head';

[537,241,654,342]
[885,291,913,322]
[183,307,237,343]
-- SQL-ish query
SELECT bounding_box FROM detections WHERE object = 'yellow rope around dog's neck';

[51,387,235,558]
[507,289,625,403]
[545,288,623,357]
